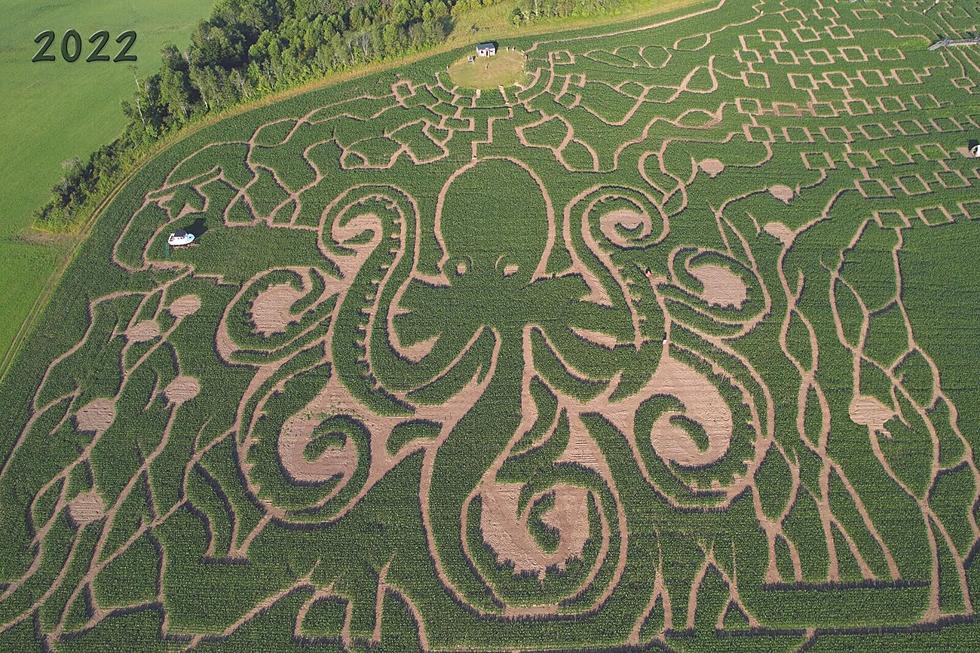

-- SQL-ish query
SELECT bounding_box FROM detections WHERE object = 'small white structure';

[476,42,497,57]
[168,230,195,247]
[971,143,980,158]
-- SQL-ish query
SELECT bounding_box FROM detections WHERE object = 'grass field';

[0,0,213,376]
[448,49,528,89]
[1,0,980,649]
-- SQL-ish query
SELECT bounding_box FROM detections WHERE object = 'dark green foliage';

[386,419,441,456]
[300,595,348,639]
[93,533,160,608]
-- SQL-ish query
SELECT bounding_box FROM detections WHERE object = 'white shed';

[476,42,497,57]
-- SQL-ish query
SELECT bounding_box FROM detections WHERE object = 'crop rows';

[1,0,979,649]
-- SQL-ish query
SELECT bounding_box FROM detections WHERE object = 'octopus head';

[438,158,552,289]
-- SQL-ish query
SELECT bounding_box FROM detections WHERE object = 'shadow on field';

[184,217,208,239]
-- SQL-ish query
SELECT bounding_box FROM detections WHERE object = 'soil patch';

[169,295,202,318]
[127,320,161,342]
[165,376,201,405]
[600,209,650,248]
[571,326,618,349]
[251,283,304,336]
[68,490,105,525]
[401,334,439,362]
[480,481,589,576]
[75,399,116,433]
[769,185,794,204]
[849,395,892,435]
[763,221,794,247]
[646,354,732,467]
[699,158,725,177]
[691,264,747,308]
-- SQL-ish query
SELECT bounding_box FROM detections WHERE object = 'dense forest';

[36,0,630,228]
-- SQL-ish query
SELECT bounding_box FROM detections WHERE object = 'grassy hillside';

[0,0,213,373]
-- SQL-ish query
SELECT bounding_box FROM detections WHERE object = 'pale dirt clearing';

[126,320,161,342]
[68,490,105,525]
[250,283,305,335]
[600,209,651,248]
[699,158,725,177]
[479,480,589,577]
[849,395,893,436]
[571,326,619,349]
[764,221,795,247]
[165,376,201,405]
[399,334,440,362]
[646,354,732,467]
[691,264,747,308]
[169,294,202,318]
[769,185,794,203]
[74,399,116,434]
[279,415,358,485]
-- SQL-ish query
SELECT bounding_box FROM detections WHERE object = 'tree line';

[36,0,460,228]
[36,0,628,229]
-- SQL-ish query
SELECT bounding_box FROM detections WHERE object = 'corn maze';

[2,0,980,649]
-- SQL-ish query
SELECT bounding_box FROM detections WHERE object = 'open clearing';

[1,0,980,649]
[448,48,528,89]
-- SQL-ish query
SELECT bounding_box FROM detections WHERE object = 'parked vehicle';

[168,230,195,247]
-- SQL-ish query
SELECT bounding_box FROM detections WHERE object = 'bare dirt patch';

[74,399,116,434]
[165,376,201,405]
[691,264,747,308]
[769,185,794,204]
[169,295,202,318]
[646,354,732,467]
[250,283,304,336]
[849,395,893,435]
[479,480,589,577]
[279,415,358,485]
[764,221,794,246]
[699,158,725,177]
[68,490,105,525]
[127,320,161,342]
[571,326,618,349]
[600,209,650,248]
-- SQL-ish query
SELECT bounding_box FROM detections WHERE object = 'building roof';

[477,42,496,49]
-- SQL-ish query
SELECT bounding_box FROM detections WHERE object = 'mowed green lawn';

[448,49,527,89]
[0,0,213,375]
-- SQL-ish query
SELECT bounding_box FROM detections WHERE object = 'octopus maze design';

[2,0,980,649]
